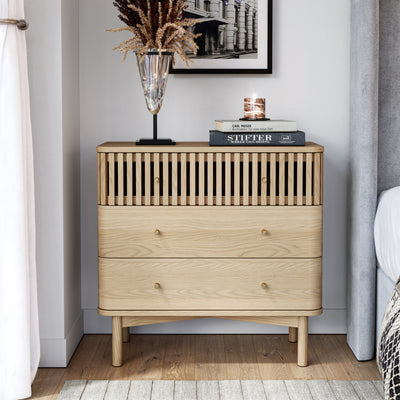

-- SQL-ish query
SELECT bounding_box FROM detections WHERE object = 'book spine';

[209,131,306,146]
[216,121,297,132]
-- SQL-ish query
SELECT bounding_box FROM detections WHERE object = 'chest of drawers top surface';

[97,141,324,153]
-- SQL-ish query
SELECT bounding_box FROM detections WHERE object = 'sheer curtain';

[0,0,40,399]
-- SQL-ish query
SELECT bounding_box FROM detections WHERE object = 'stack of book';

[209,120,305,146]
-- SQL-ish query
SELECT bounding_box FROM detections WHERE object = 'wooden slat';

[216,153,222,205]
[252,153,258,206]
[163,153,169,206]
[321,153,324,204]
[117,153,124,205]
[180,153,187,206]
[313,153,321,206]
[279,153,285,206]
[135,153,142,205]
[108,153,115,206]
[100,153,106,205]
[207,153,214,205]
[199,153,205,206]
[144,153,151,205]
[234,153,240,205]
[297,153,303,206]
[225,153,231,206]
[126,153,133,205]
[190,153,196,205]
[171,153,178,205]
[261,153,267,206]
[288,153,294,206]
[153,153,160,206]
[306,153,313,205]
[97,154,101,204]
[269,153,276,206]
[243,153,249,206]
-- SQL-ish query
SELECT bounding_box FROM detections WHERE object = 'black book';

[209,130,306,146]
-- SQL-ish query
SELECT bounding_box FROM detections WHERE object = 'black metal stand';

[136,114,176,145]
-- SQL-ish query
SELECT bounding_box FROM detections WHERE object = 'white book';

[215,119,297,132]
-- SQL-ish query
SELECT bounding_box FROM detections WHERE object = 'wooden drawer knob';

[261,282,268,289]
[154,282,161,289]
[262,177,268,184]
[154,229,161,235]
[261,229,268,236]
[154,177,160,183]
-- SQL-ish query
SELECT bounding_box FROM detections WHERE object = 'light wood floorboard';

[29,334,381,399]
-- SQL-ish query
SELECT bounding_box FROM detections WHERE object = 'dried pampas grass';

[108,0,202,66]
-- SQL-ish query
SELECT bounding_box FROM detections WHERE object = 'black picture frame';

[171,0,273,74]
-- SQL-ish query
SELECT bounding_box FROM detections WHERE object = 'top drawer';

[97,143,323,207]
[98,206,322,258]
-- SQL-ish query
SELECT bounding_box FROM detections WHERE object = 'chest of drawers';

[97,142,324,367]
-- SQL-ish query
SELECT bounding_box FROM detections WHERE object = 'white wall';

[80,0,351,334]
[26,0,82,367]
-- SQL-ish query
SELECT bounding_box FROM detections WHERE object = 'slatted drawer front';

[97,150,323,206]
[98,258,322,311]
[98,206,323,258]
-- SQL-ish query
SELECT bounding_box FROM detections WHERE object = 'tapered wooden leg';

[297,316,308,367]
[289,327,298,343]
[122,327,130,343]
[112,316,123,367]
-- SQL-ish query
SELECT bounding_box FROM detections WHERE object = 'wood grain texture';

[216,153,222,205]
[180,153,187,206]
[252,153,258,206]
[190,153,196,206]
[97,141,324,153]
[243,153,249,206]
[112,316,123,367]
[126,153,133,206]
[270,153,276,206]
[172,153,178,206]
[261,153,267,206]
[225,153,231,206]
[279,153,285,206]
[117,153,124,206]
[29,334,381,399]
[306,153,313,206]
[298,317,308,367]
[100,153,106,205]
[207,153,214,206]
[135,153,142,206]
[297,153,303,206]
[144,153,151,206]
[98,258,322,311]
[154,153,160,206]
[108,153,115,206]
[198,153,205,206]
[163,153,169,206]
[288,153,294,206]
[98,206,323,258]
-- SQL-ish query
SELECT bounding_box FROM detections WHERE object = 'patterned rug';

[57,379,384,399]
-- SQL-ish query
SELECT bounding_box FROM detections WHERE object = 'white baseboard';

[83,308,346,334]
[39,311,84,367]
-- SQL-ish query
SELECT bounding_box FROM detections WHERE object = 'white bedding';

[374,186,400,283]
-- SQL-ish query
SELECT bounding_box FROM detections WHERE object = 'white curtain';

[0,0,40,399]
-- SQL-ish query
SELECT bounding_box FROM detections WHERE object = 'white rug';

[57,379,384,400]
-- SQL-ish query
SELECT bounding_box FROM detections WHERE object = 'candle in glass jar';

[244,97,265,119]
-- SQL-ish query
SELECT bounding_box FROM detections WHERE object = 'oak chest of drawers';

[97,142,324,367]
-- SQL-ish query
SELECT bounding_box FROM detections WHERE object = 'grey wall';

[26,0,82,367]
[80,0,351,334]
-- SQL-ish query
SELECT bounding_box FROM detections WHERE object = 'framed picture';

[171,0,272,74]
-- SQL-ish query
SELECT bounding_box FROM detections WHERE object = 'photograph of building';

[185,0,258,58]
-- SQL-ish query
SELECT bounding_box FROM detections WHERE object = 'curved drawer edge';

[97,308,323,317]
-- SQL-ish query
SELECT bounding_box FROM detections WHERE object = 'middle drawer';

[98,206,322,258]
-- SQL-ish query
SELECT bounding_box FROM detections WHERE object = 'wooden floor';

[30,334,381,399]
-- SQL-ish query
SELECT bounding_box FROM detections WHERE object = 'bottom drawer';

[99,258,322,311]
